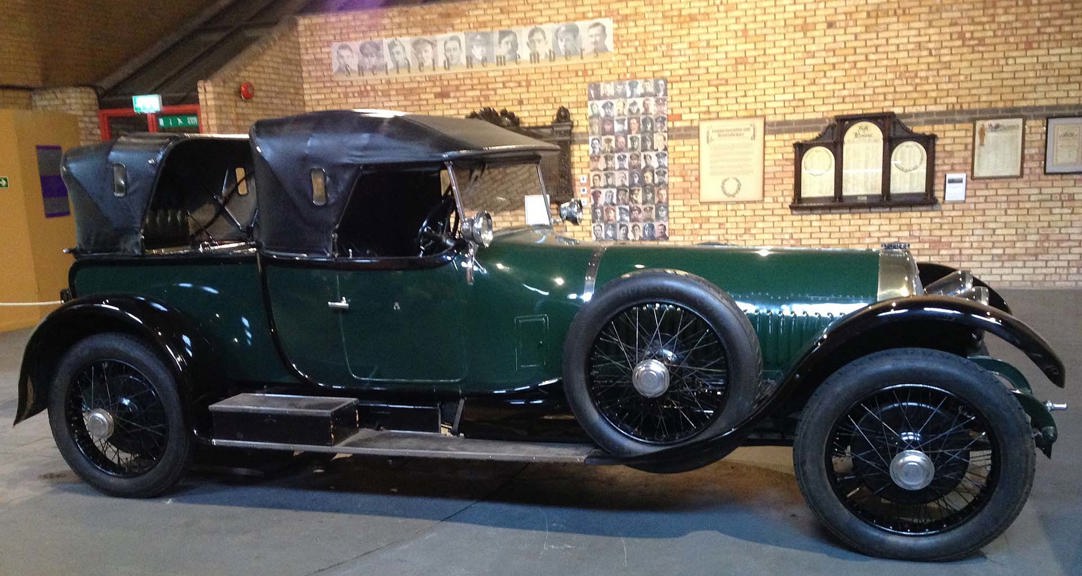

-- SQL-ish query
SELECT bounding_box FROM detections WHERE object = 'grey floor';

[0,290,1078,576]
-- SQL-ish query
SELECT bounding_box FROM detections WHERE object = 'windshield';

[449,161,550,232]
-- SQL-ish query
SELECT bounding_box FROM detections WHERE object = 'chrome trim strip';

[582,246,607,302]
[877,249,919,300]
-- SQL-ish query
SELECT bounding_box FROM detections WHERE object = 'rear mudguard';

[622,295,1064,471]
[14,295,210,425]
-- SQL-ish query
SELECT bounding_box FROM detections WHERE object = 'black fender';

[620,295,1064,471]
[14,295,212,425]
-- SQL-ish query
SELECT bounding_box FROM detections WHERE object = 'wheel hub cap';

[632,359,670,398]
[890,449,935,491]
[85,409,115,441]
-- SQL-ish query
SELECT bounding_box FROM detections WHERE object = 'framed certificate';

[972,118,1024,179]
[1045,116,1082,174]
[699,118,765,202]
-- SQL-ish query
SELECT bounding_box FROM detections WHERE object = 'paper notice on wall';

[699,118,764,202]
[524,194,549,225]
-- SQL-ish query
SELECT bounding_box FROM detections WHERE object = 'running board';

[211,429,605,464]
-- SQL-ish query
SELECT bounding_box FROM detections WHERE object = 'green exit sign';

[158,115,199,129]
[132,94,162,114]
[0,176,8,188]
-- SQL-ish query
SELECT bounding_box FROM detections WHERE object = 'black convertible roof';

[251,110,558,255]
[62,110,556,255]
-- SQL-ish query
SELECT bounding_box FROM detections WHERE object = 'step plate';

[212,430,604,464]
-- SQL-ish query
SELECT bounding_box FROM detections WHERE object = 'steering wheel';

[417,193,459,256]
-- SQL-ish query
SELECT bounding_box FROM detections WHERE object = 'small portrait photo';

[590,137,602,156]
[614,117,628,135]
[554,23,582,57]
[655,167,668,184]
[642,184,655,204]
[586,20,610,55]
[604,172,616,188]
[615,171,628,187]
[630,222,642,240]
[525,26,550,62]
[602,136,615,153]
[602,117,615,135]
[616,187,629,204]
[615,152,628,170]
[642,97,656,116]
[655,98,667,115]
[618,206,630,222]
[626,80,641,98]
[630,204,643,223]
[655,186,668,204]
[630,170,643,187]
[332,43,358,76]
[590,171,602,188]
[628,116,641,136]
[655,115,667,132]
[603,187,617,205]
[588,117,601,135]
[588,83,601,100]
[628,134,640,151]
[643,222,656,240]
[629,152,642,170]
[604,223,616,240]
[603,154,614,170]
[590,188,602,206]
[617,223,629,241]
[656,203,669,221]
[588,102,601,119]
[629,187,642,205]
[642,152,656,170]
[358,40,385,74]
[654,78,667,97]
[657,151,668,167]
[440,34,466,68]
[603,205,617,223]
[641,116,654,133]
[643,204,656,222]
[643,168,655,185]
[615,99,626,117]
[386,38,412,72]
[411,37,437,72]
[591,204,603,223]
[466,31,493,66]
[592,223,604,240]
[652,133,667,152]
[600,81,614,98]
[601,100,615,118]
[615,134,627,153]
[495,29,519,64]
[626,98,641,116]
[655,222,669,240]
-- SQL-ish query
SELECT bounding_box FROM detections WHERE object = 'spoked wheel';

[49,334,191,497]
[564,271,761,458]
[589,302,729,444]
[794,348,1035,561]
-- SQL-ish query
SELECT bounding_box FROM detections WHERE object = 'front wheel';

[793,348,1035,561]
[48,333,191,497]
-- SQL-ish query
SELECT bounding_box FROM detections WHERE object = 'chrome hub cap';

[890,449,935,491]
[85,408,115,442]
[632,359,670,398]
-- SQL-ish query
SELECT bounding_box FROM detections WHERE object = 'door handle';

[327,297,350,311]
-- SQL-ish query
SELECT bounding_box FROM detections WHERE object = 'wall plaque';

[972,117,1023,179]
[699,118,764,202]
[793,112,936,209]
[1044,116,1082,174]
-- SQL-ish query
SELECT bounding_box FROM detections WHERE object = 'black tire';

[563,271,761,457]
[48,333,192,498]
[793,348,1035,561]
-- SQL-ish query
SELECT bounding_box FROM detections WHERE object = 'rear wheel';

[793,348,1035,560]
[48,334,191,497]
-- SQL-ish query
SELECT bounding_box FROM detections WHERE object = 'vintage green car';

[14,110,1067,560]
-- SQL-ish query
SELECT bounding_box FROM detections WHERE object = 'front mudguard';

[620,295,1065,471]
[970,356,1058,456]
[15,295,211,425]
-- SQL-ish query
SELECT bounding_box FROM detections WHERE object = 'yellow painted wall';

[0,110,79,331]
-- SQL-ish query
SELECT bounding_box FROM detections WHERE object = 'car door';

[334,257,467,388]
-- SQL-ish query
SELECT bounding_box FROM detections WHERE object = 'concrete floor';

[0,289,1078,576]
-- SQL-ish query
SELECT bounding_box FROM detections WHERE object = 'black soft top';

[62,110,557,255]
[251,110,558,255]
[63,133,250,254]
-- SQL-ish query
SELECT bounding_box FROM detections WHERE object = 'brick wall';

[31,88,101,145]
[0,0,216,87]
[0,89,32,110]
[199,20,308,134]
[206,0,1082,287]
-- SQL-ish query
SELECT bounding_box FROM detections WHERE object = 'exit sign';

[132,94,162,114]
[158,114,199,129]
[0,176,8,188]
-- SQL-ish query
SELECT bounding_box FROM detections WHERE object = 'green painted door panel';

[336,258,466,387]
[263,265,349,385]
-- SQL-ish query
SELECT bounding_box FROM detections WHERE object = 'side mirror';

[559,199,583,225]
[462,211,494,247]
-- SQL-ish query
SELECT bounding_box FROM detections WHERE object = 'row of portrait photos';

[331,19,614,77]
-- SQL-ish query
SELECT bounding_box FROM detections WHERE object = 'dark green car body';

[13,113,1068,559]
